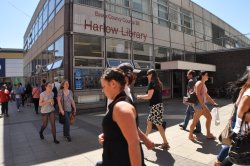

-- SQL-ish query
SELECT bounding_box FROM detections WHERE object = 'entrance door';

[173,70,183,98]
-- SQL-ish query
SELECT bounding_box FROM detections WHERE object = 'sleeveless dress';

[102,91,145,166]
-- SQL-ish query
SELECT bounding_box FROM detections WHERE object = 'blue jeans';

[182,105,201,132]
[63,111,71,137]
[16,98,21,109]
[217,145,230,162]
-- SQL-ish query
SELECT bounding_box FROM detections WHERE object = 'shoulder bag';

[218,104,237,145]
[228,111,250,165]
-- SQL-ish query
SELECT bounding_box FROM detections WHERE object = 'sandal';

[207,134,216,140]
[189,135,197,141]
[160,143,170,149]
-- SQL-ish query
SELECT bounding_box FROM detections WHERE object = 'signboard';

[0,59,6,77]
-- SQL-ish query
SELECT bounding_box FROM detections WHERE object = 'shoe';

[160,143,170,149]
[39,131,44,140]
[66,136,72,142]
[54,139,60,144]
[179,124,186,130]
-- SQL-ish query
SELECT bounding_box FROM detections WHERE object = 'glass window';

[74,68,102,90]
[133,42,153,61]
[74,0,103,8]
[75,58,103,67]
[43,62,53,71]
[204,20,212,40]
[74,34,103,57]
[56,0,64,13]
[107,59,132,67]
[43,1,48,30]
[172,49,183,61]
[39,10,43,31]
[48,0,55,22]
[154,46,171,62]
[181,9,193,35]
[106,38,131,59]
[185,52,195,62]
[132,0,151,21]
[106,2,130,16]
[169,3,181,31]
[55,36,64,59]
[47,44,55,63]
[51,59,63,69]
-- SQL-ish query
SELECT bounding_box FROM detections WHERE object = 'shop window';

[106,38,131,59]
[133,61,153,69]
[74,68,102,90]
[74,34,103,58]
[107,59,133,67]
[133,42,153,61]
[75,58,103,67]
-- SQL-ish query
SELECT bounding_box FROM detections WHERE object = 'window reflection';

[74,68,102,90]
[106,38,131,59]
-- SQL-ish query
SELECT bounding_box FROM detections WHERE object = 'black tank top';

[102,91,145,166]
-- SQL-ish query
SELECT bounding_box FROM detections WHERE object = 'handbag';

[183,91,198,104]
[70,112,76,125]
[218,104,237,145]
[152,121,166,131]
[228,111,250,165]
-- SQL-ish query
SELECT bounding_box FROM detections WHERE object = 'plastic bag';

[211,107,220,126]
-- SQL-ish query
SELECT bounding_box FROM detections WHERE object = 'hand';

[137,95,141,100]
[98,133,104,145]
[73,110,76,116]
[144,140,155,150]
[213,103,219,107]
[60,110,64,116]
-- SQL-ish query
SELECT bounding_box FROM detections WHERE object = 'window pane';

[154,46,171,62]
[56,0,64,13]
[51,59,63,69]
[74,68,102,90]
[74,34,103,57]
[106,38,130,59]
[133,42,153,61]
[75,58,103,67]
[55,36,64,58]
[74,0,103,8]
[172,49,183,60]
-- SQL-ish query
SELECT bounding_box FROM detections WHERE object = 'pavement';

[0,98,234,166]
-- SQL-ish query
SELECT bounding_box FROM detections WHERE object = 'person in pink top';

[189,71,218,141]
[32,83,40,114]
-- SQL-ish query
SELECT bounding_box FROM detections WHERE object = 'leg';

[1,103,5,115]
[202,106,213,138]
[34,99,39,114]
[190,106,201,132]
[5,102,9,116]
[40,114,48,139]
[63,112,71,141]
[145,120,153,136]
[189,109,203,140]
[49,112,59,144]
[181,105,192,129]
[217,145,230,163]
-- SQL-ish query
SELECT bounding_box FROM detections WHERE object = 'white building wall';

[6,59,23,77]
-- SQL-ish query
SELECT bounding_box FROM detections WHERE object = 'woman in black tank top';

[97,68,144,166]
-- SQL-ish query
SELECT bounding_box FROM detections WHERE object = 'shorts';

[147,103,164,126]
[192,102,203,111]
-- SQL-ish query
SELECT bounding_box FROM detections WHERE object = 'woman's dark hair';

[227,69,250,102]
[147,69,163,91]
[45,82,51,88]
[101,68,126,90]
[60,80,68,90]
[197,70,208,80]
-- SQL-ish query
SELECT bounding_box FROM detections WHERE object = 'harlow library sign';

[73,5,151,43]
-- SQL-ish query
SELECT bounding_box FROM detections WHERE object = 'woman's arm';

[237,95,250,122]
[39,95,50,107]
[113,102,142,166]
[137,89,154,100]
[196,81,205,106]
[205,93,217,105]
[138,128,154,150]
[57,95,64,114]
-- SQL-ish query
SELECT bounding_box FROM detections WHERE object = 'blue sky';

[0,0,249,49]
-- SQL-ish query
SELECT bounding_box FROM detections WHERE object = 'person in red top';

[0,85,10,117]
[32,83,40,114]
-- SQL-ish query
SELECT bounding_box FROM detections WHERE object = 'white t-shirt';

[233,88,250,134]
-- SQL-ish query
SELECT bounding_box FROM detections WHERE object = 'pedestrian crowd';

[1,63,249,166]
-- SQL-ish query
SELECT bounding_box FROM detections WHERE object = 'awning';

[160,60,216,72]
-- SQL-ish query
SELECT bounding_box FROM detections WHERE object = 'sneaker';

[39,132,44,140]
[54,139,60,144]
[179,124,186,130]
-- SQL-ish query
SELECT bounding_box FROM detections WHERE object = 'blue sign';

[0,59,6,77]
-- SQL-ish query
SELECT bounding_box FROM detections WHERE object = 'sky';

[0,0,249,49]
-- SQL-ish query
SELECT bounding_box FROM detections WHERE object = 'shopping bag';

[211,107,220,126]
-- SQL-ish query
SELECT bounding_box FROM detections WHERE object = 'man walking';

[179,70,201,133]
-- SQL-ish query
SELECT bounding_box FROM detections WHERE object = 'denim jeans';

[181,105,201,132]
[217,145,230,162]
[16,98,21,109]
[63,111,71,137]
